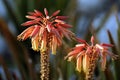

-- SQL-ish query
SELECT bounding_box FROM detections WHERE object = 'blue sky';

[77,0,119,44]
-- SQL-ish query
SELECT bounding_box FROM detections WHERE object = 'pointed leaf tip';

[26,15,36,19]
[91,36,95,45]
[56,16,68,20]
[101,43,114,47]
[34,9,43,16]
[76,37,86,43]
[44,8,48,16]
[52,10,60,17]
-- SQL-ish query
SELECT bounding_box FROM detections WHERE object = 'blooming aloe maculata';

[65,36,118,80]
[17,8,75,80]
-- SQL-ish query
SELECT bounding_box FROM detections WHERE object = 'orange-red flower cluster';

[65,36,117,72]
[17,8,74,54]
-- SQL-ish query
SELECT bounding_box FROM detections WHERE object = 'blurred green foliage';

[0,0,120,80]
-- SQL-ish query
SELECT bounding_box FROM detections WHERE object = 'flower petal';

[51,26,61,40]
[57,26,71,40]
[34,10,43,16]
[21,18,41,26]
[64,49,81,60]
[17,26,35,40]
[44,8,49,17]
[56,16,68,20]
[101,43,113,47]
[96,44,104,49]
[51,10,60,17]
[77,50,85,59]
[31,34,39,51]
[59,23,72,28]
[76,37,87,44]
[51,35,57,54]
[26,15,37,19]
[83,55,90,73]
[73,44,85,51]
[67,56,74,61]
[30,25,40,37]
[46,23,51,32]
[55,19,65,24]
[76,56,82,72]
[39,27,45,37]
[91,36,95,45]
[40,31,47,52]
[28,12,36,16]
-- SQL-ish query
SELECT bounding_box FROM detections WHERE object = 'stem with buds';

[40,50,49,80]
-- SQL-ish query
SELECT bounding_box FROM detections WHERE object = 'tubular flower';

[65,36,118,73]
[17,8,74,54]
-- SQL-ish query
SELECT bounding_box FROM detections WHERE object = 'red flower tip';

[44,8,48,16]
[51,10,60,17]
[56,16,68,20]
[21,18,41,26]
[59,24,72,28]
[34,9,43,16]
[26,15,36,19]
[30,25,40,37]
[101,43,114,47]
[76,37,86,44]
[91,36,95,45]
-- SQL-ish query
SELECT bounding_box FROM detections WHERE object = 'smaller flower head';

[17,8,75,54]
[65,36,118,72]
